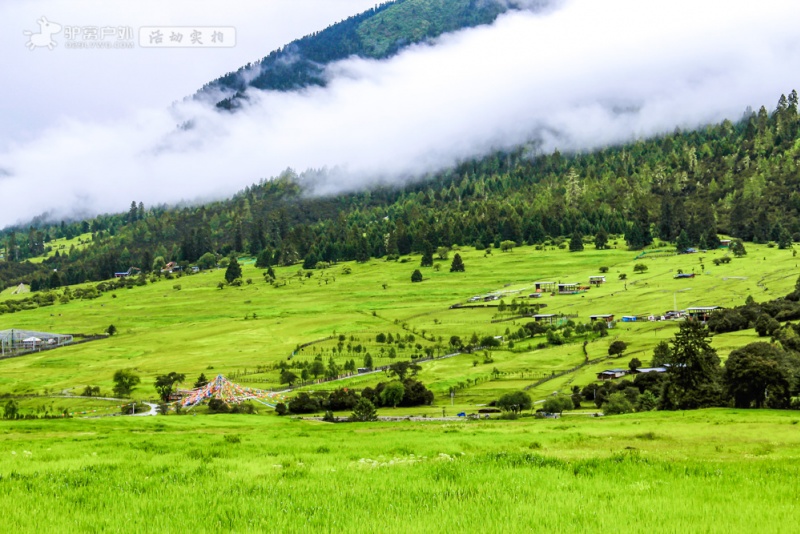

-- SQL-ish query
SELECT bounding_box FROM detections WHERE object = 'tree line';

[2,92,800,291]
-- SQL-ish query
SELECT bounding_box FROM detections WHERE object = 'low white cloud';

[2,0,800,227]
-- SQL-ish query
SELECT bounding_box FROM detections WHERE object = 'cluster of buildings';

[596,366,668,380]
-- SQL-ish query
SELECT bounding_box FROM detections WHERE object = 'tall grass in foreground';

[1,411,799,532]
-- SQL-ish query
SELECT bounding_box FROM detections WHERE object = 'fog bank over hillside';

[2,0,799,227]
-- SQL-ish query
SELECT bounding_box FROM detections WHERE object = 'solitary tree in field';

[662,320,722,409]
[154,372,186,402]
[225,257,242,283]
[450,253,465,272]
[628,357,642,373]
[194,373,208,389]
[411,269,423,282]
[363,353,374,369]
[500,240,516,252]
[633,263,648,274]
[730,239,747,257]
[497,391,532,413]
[279,369,299,386]
[436,246,449,260]
[112,369,141,398]
[608,340,627,357]
[569,232,584,252]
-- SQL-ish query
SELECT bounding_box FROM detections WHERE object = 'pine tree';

[256,248,273,268]
[569,232,584,252]
[778,227,793,250]
[225,257,242,283]
[411,269,423,282]
[625,223,644,250]
[594,228,608,250]
[662,320,722,410]
[350,397,377,422]
[234,223,244,253]
[450,253,465,272]
[194,373,208,388]
[676,229,691,252]
[355,237,369,263]
[128,201,138,224]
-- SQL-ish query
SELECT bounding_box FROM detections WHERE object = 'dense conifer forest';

[1,90,799,290]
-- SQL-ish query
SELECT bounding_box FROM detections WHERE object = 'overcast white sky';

[1,0,800,228]
[0,0,377,146]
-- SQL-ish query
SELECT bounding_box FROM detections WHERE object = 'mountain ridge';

[196,0,533,109]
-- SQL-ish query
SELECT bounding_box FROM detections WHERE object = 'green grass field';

[1,242,799,531]
[0,241,791,411]
[1,410,799,532]
[27,233,95,264]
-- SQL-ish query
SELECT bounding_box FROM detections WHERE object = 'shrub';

[542,394,573,414]
[322,410,336,422]
[636,390,658,411]
[497,391,532,413]
[288,392,321,414]
[603,392,634,415]
[350,397,378,422]
[608,340,627,356]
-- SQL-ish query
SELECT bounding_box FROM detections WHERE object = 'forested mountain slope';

[198,0,521,109]
[1,91,799,290]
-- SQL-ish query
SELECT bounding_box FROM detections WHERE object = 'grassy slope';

[0,242,794,410]
[1,410,799,532]
[27,232,94,264]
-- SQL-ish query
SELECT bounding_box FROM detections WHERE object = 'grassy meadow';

[1,410,800,532]
[1,240,799,531]
[0,240,794,414]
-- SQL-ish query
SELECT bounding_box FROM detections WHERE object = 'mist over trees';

[1,92,800,292]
